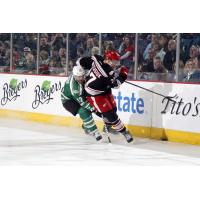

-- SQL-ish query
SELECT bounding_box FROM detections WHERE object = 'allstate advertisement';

[0,74,199,134]
[111,83,153,127]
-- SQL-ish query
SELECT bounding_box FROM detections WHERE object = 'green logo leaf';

[9,79,18,90]
[42,80,51,92]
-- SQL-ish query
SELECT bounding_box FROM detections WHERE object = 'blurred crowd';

[137,33,200,82]
[0,33,200,83]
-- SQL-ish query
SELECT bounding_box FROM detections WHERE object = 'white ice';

[0,118,200,165]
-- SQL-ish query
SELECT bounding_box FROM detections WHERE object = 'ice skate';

[121,130,133,143]
[82,124,102,141]
[82,124,94,135]
[94,132,102,141]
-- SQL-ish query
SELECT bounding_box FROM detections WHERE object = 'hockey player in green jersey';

[61,65,102,141]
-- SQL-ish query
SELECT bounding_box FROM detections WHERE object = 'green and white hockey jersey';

[61,75,100,138]
[61,75,94,111]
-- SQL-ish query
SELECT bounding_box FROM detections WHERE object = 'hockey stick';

[125,81,176,102]
[102,116,111,143]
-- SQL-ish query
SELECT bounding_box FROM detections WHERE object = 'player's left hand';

[119,66,128,80]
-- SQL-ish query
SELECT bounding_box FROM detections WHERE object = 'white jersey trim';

[85,86,104,96]
[91,97,101,113]
[91,56,108,78]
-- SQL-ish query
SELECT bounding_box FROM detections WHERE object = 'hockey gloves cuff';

[119,66,128,81]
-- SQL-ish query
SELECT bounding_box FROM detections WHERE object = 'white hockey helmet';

[72,65,85,77]
[72,65,85,84]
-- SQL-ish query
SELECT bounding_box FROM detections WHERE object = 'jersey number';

[86,72,97,86]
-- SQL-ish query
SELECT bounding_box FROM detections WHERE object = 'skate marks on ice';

[0,119,200,165]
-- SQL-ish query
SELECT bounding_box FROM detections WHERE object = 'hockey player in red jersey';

[77,50,133,143]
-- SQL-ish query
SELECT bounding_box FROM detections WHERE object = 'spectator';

[58,47,66,62]
[24,33,37,50]
[77,47,85,59]
[153,56,168,73]
[12,45,20,70]
[60,59,74,75]
[60,57,66,68]
[68,60,74,72]
[151,56,168,81]
[170,60,185,81]
[139,50,164,80]
[49,54,62,74]
[40,36,50,55]
[143,33,160,61]
[163,39,176,72]
[52,47,65,71]
[91,46,100,56]
[141,47,156,72]
[40,50,49,65]
[138,33,151,56]
[68,34,79,60]
[104,40,115,53]
[183,57,200,82]
[85,37,95,56]
[16,47,35,72]
[188,45,199,62]
[50,47,60,62]
[13,34,25,51]
[49,58,59,68]
[39,50,50,74]
[50,57,65,75]
[180,33,200,62]
[118,36,134,69]
[51,33,65,50]
[24,47,35,71]
[75,33,86,49]
[3,41,10,66]
[57,54,66,68]
[44,41,66,74]
[0,41,7,66]
[103,33,125,48]
[159,34,171,52]
[153,43,166,62]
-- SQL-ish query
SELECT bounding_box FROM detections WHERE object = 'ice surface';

[0,118,200,165]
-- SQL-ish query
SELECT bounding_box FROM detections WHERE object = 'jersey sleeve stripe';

[85,86,105,96]
[92,56,108,78]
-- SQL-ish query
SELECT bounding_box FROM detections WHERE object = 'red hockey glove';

[119,66,128,80]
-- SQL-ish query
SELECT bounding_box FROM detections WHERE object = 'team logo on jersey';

[1,78,27,106]
[32,80,62,109]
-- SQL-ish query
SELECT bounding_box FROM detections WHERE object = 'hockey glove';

[119,66,128,81]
